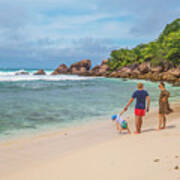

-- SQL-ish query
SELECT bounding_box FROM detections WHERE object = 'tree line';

[107,18,180,71]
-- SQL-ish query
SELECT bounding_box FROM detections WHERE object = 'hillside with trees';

[107,18,180,71]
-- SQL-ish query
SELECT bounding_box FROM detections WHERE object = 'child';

[112,110,131,134]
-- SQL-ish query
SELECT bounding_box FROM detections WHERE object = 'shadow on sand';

[142,125,176,133]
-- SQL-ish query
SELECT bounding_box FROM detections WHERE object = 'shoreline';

[0,94,179,144]
[0,102,180,179]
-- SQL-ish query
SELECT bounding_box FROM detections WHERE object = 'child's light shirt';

[116,115,125,124]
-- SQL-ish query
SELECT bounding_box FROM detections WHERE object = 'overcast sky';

[0,0,179,69]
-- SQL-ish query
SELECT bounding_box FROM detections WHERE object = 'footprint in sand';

[174,166,179,170]
[154,159,160,162]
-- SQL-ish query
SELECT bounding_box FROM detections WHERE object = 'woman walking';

[158,82,173,130]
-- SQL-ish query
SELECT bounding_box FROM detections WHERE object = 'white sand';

[0,103,180,180]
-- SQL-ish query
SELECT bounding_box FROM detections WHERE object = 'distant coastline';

[27,58,179,87]
[3,59,179,86]
[27,18,180,86]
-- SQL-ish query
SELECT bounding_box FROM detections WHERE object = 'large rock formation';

[101,59,108,65]
[127,63,139,71]
[163,62,173,72]
[99,64,109,73]
[173,79,180,86]
[69,59,92,74]
[120,67,132,74]
[138,62,150,74]
[90,65,101,76]
[106,62,179,84]
[131,68,141,78]
[78,67,88,74]
[34,69,46,75]
[49,59,180,85]
[150,72,162,81]
[109,71,121,78]
[167,67,180,77]
[89,60,109,76]
[51,64,68,75]
[109,66,133,78]
[161,72,177,82]
[150,65,164,73]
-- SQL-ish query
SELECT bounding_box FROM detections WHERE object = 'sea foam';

[0,74,95,82]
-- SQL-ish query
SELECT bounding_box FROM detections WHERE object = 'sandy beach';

[0,103,180,180]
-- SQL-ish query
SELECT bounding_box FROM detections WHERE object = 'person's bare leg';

[139,116,143,133]
[116,122,120,130]
[162,114,167,129]
[127,127,131,134]
[137,116,142,133]
[158,114,163,130]
[135,116,140,134]
[119,127,123,133]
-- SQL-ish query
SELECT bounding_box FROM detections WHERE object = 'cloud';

[0,36,115,68]
[90,0,180,38]
[0,0,179,68]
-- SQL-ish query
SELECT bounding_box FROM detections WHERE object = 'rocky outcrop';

[69,59,91,74]
[120,67,132,74]
[108,63,179,84]
[105,62,179,84]
[78,67,88,74]
[15,70,29,75]
[101,59,108,65]
[173,79,180,86]
[50,59,180,85]
[150,72,163,81]
[167,67,180,77]
[107,66,132,78]
[98,64,109,74]
[138,62,150,74]
[90,65,101,76]
[109,70,129,78]
[90,60,110,76]
[34,69,46,75]
[127,63,139,71]
[131,68,141,77]
[150,65,164,73]
[163,62,173,72]
[161,72,177,82]
[51,64,68,75]
[109,71,121,78]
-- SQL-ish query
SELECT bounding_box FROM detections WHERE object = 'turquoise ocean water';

[0,69,180,140]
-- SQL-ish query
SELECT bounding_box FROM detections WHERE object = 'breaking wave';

[0,70,95,82]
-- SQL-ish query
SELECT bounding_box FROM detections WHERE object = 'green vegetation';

[108,18,180,71]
